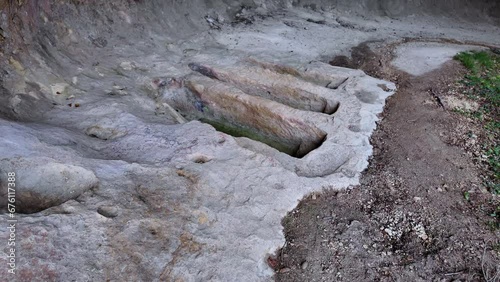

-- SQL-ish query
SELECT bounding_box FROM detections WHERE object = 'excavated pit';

[0,0,498,281]
[173,78,326,158]
[160,63,346,158]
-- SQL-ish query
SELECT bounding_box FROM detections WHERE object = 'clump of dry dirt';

[274,41,500,282]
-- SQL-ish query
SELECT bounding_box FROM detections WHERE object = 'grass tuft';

[455,52,478,71]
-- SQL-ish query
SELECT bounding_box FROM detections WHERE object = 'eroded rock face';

[0,158,98,213]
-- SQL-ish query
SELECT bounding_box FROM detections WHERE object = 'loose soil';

[274,41,500,282]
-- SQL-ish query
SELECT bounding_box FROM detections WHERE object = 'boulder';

[0,158,99,213]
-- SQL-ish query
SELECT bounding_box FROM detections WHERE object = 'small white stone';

[120,61,135,71]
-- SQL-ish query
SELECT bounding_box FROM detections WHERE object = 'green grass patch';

[455,50,500,180]
[455,50,500,225]
[455,52,477,71]
[455,51,500,108]
[455,51,495,72]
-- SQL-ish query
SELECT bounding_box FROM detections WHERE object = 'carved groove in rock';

[160,63,337,157]
[189,63,340,114]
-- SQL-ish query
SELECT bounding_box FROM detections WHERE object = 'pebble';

[97,205,119,218]
[300,260,308,270]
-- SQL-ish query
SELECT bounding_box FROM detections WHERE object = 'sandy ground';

[275,41,500,282]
